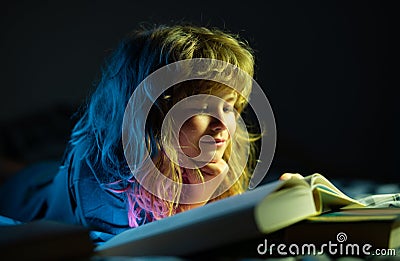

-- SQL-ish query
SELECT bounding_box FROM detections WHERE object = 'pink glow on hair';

[103,179,171,228]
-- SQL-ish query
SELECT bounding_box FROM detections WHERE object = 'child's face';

[178,90,238,164]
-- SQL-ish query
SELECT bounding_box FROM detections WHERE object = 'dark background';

[0,1,398,183]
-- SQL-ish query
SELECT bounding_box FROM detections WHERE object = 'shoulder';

[67,149,130,235]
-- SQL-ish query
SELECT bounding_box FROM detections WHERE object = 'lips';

[201,138,226,147]
[214,139,226,145]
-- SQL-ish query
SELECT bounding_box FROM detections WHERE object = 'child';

[0,23,293,242]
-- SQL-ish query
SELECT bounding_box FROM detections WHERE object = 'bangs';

[172,79,250,112]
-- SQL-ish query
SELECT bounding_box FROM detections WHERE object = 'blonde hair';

[70,23,259,227]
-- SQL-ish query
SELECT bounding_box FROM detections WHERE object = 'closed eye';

[189,107,208,114]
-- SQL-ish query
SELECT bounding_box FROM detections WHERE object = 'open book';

[96,173,369,257]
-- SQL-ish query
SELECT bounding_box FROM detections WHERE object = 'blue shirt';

[0,149,131,243]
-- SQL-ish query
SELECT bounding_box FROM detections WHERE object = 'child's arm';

[198,158,229,181]
[179,158,228,210]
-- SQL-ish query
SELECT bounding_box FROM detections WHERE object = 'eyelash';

[223,105,234,112]
[192,104,234,113]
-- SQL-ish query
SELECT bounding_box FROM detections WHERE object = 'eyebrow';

[224,93,238,103]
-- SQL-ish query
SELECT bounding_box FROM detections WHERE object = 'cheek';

[225,115,237,137]
[184,117,208,133]
[178,124,192,146]
[179,117,206,142]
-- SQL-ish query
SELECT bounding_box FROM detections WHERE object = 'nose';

[210,116,227,132]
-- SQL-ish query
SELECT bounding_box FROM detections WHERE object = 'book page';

[308,173,365,207]
[313,187,365,213]
[308,207,400,222]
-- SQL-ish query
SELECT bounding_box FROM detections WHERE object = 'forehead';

[172,80,241,104]
[213,90,237,102]
[178,94,235,110]
[194,82,238,99]
[186,91,237,107]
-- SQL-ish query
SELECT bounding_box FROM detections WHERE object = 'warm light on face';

[178,91,238,164]
[123,58,276,203]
